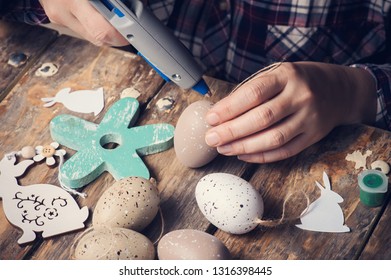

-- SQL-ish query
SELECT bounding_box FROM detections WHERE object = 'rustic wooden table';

[1,20,390,260]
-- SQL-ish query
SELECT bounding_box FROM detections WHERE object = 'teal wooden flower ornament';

[50,97,174,189]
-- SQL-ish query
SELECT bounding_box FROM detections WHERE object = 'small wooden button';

[41,145,56,157]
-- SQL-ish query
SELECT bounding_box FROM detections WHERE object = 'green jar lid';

[358,170,388,207]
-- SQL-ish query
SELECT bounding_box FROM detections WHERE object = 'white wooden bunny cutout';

[42,87,104,116]
[296,172,350,233]
[0,154,89,244]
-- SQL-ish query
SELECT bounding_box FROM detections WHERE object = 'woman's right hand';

[39,0,129,46]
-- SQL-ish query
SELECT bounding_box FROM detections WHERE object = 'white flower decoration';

[33,142,66,166]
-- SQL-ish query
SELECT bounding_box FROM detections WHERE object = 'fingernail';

[237,155,250,161]
[217,144,232,154]
[205,131,220,146]
[205,112,220,125]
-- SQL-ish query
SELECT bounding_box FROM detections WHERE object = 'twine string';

[228,62,284,96]
[153,207,165,246]
[255,190,310,227]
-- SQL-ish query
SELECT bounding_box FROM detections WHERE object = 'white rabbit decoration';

[296,172,350,233]
[42,87,104,116]
[0,154,89,244]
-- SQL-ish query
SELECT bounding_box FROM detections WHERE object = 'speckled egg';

[174,100,218,168]
[195,173,264,234]
[74,227,155,260]
[93,177,160,231]
[158,229,231,260]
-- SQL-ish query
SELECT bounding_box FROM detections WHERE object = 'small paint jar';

[358,170,388,207]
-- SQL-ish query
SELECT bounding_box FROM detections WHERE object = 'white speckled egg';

[157,229,231,260]
[195,173,264,234]
[174,100,218,168]
[93,177,160,231]
[74,227,155,260]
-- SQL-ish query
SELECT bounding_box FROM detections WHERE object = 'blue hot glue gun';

[89,0,210,95]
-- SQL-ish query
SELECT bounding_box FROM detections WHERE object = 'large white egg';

[174,100,218,168]
[195,173,264,234]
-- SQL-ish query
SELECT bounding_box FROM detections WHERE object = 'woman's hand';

[39,0,128,46]
[205,62,377,163]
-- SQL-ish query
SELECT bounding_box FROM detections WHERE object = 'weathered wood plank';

[359,195,391,259]
[215,125,391,259]
[0,34,165,259]
[0,21,57,101]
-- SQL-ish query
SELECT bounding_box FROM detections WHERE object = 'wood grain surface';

[0,20,57,102]
[1,21,390,260]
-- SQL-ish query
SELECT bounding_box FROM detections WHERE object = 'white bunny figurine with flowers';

[296,172,350,233]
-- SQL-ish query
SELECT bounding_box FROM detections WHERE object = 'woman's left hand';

[204,62,377,163]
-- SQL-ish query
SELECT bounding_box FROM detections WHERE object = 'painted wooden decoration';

[42,87,105,116]
[50,97,175,189]
[0,154,89,244]
[33,142,66,166]
[296,172,350,233]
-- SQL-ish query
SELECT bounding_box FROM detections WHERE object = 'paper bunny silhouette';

[42,87,104,116]
[296,172,350,233]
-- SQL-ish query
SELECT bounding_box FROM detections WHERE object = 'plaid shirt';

[2,0,391,130]
[0,0,49,25]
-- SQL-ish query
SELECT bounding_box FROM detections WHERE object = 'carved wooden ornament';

[0,154,89,244]
[50,97,175,189]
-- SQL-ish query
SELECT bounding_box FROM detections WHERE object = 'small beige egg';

[174,100,218,168]
[93,177,160,231]
[74,227,155,260]
[157,229,231,260]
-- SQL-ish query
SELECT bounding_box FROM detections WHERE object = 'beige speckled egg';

[74,227,155,260]
[174,100,218,168]
[93,177,160,231]
[157,229,231,260]
[195,173,264,234]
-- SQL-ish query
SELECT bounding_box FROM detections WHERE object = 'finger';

[49,10,95,43]
[72,1,129,46]
[39,0,97,42]
[205,91,295,147]
[216,113,304,155]
[206,73,287,126]
[236,133,310,163]
[236,122,328,163]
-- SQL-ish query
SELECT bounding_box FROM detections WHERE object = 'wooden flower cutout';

[50,98,174,189]
[33,142,66,166]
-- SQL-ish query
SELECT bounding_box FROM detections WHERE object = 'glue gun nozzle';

[192,79,210,96]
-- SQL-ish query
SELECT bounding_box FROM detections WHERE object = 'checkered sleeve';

[0,0,49,25]
[351,64,391,130]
